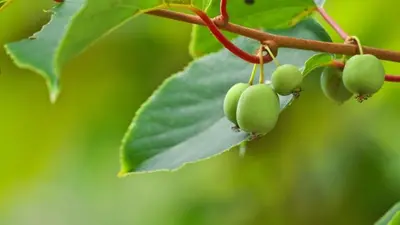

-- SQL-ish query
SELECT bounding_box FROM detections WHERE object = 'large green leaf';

[189,0,325,57]
[376,202,400,225]
[119,18,332,175]
[3,0,195,102]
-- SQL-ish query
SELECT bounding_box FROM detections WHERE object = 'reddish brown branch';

[190,7,272,64]
[146,9,400,63]
[219,0,229,23]
[384,75,400,82]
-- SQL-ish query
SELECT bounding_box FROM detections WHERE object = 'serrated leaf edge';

[4,2,86,103]
[4,1,171,102]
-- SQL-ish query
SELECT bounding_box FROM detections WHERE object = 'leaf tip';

[48,79,60,104]
[118,150,133,178]
[119,150,137,177]
[117,170,128,178]
[4,39,62,104]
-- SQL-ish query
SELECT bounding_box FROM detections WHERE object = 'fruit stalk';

[258,46,265,83]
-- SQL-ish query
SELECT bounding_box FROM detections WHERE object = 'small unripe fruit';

[236,84,280,134]
[321,66,353,104]
[271,64,303,96]
[342,54,385,96]
[223,83,250,125]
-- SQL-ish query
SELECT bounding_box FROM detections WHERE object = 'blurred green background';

[1,0,400,224]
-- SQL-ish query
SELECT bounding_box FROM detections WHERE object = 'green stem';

[259,46,265,83]
[349,36,364,55]
[248,64,258,85]
[263,44,280,67]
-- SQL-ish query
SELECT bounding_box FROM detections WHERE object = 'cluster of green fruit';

[223,54,386,136]
[223,64,303,135]
[321,54,386,103]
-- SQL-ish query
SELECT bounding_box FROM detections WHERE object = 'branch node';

[261,40,279,60]
[212,15,228,27]
[345,36,363,55]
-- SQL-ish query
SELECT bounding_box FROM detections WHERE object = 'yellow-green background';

[1,0,399,224]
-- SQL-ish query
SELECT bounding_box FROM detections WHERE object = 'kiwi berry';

[342,54,385,98]
[271,64,303,96]
[223,83,250,125]
[236,84,280,134]
[321,66,353,104]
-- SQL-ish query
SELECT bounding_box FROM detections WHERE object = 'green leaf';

[376,202,400,225]
[189,0,323,58]
[302,53,334,76]
[119,18,332,175]
[0,0,8,8]
[3,0,193,102]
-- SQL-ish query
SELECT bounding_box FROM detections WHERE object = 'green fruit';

[271,64,303,96]
[321,66,353,104]
[223,83,250,125]
[236,84,280,134]
[342,54,385,96]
